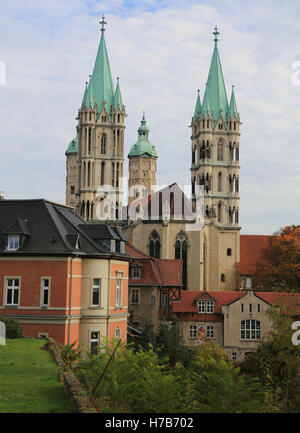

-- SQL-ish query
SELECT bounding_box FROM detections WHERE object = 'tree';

[240,304,300,412]
[253,225,300,292]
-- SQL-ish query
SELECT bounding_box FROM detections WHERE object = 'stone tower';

[66,16,125,221]
[190,26,241,290]
[128,113,158,205]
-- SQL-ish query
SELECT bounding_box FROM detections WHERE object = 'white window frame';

[132,267,140,279]
[241,320,261,340]
[40,277,50,307]
[91,278,101,307]
[161,291,169,306]
[115,275,122,307]
[131,288,139,305]
[38,332,49,339]
[232,352,237,361]
[198,300,214,313]
[198,300,206,313]
[5,277,20,306]
[206,301,214,313]
[189,325,197,339]
[7,235,20,251]
[245,277,252,289]
[90,331,100,353]
[115,327,121,339]
[206,325,214,339]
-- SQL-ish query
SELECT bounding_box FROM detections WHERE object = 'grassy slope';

[0,338,75,413]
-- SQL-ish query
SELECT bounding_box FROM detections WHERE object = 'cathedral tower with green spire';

[128,113,158,205]
[66,16,126,221]
[191,26,241,290]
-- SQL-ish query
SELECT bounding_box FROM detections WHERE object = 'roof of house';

[0,199,128,259]
[126,243,183,287]
[172,290,245,313]
[172,290,300,314]
[237,234,270,275]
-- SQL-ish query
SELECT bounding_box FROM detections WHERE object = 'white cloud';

[1,0,300,235]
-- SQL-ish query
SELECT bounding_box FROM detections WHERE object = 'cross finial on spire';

[100,15,107,34]
[213,25,219,43]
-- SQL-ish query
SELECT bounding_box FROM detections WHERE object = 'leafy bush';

[60,342,82,370]
[0,315,23,339]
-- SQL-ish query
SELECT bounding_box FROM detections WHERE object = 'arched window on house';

[101,134,106,154]
[175,232,188,290]
[149,231,160,259]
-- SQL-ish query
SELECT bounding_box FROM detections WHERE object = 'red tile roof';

[172,290,245,313]
[237,235,270,275]
[126,243,150,259]
[172,290,300,315]
[127,243,183,287]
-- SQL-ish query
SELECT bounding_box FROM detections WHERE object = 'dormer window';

[111,240,116,252]
[132,267,140,279]
[8,235,20,251]
[198,299,214,313]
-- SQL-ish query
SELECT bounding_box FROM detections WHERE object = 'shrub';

[60,342,82,370]
[0,315,23,339]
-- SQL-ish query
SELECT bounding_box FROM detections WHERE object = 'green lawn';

[0,338,75,413]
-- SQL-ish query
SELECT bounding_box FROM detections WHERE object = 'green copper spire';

[81,81,88,109]
[113,77,123,111]
[83,16,115,117]
[193,90,201,119]
[205,26,229,126]
[201,84,211,117]
[66,135,78,155]
[229,85,238,119]
[128,113,157,158]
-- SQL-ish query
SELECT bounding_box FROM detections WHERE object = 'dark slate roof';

[3,218,30,235]
[0,199,129,259]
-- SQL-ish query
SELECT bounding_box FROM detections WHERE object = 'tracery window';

[149,231,160,258]
[175,232,188,290]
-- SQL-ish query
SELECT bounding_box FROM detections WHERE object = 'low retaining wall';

[47,338,98,413]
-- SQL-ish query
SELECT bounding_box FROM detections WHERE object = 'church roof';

[193,90,201,119]
[128,114,157,158]
[112,77,123,112]
[229,85,238,119]
[205,27,229,125]
[128,182,194,220]
[81,17,121,119]
[66,136,78,155]
[237,235,270,275]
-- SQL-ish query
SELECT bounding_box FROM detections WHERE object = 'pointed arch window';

[218,203,222,223]
[217,141,223,161]
[149,231,160,259]
[218,172,222,192]
[175,232,188,290]
[101,134,106,154]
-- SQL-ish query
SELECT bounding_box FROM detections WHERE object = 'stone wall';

[47,338,98,413]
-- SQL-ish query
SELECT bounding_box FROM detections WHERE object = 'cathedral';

[66,18,241,292]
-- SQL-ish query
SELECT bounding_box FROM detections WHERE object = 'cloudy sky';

[1,0,300,234]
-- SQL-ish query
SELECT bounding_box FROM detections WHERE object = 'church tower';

[128,113,158,205]
[191,27,241,290]
[66,16,126,221]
